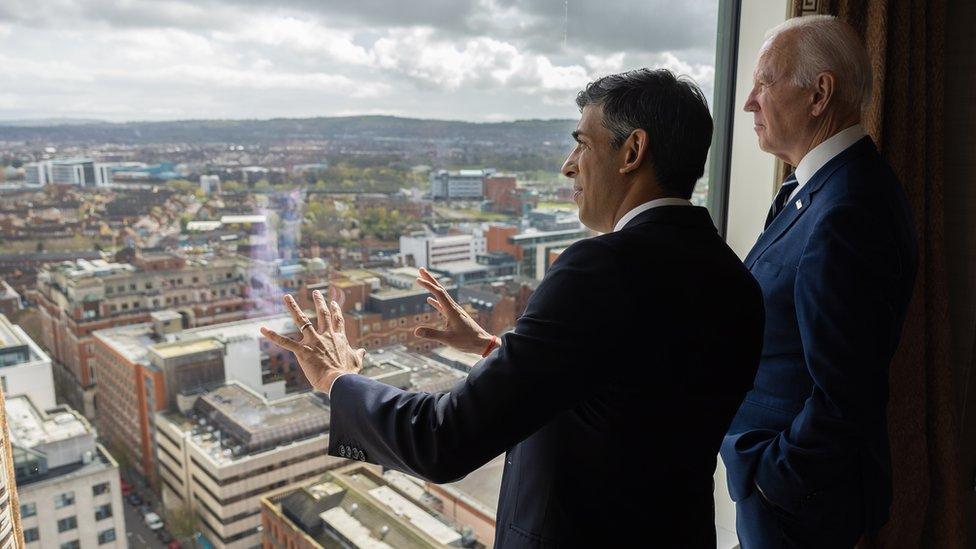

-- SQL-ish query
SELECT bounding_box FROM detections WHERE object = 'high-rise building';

[30,252,331,418]
[0,314,56,410]
[48,159,112,187]
[0,389,23,549]
[9,395,125,548]
[92,313,299,485]
[155,382,343,548]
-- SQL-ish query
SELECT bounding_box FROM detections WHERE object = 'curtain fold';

[788,0,962,546]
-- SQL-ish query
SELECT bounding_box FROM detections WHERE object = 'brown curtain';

[788,0,963,547]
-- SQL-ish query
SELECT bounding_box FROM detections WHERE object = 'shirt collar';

[612,197,692,232]
[794,124,866,188]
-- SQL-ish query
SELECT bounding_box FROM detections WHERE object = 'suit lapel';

[744,137,876,269]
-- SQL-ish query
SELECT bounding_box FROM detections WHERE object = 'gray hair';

[764,15,872,112]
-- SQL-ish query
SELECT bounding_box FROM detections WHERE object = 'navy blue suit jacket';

[328,206,764,548]
[721,137,918,533]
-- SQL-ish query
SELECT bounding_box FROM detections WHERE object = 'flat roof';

[150,337,222,359]
[7,396,89,449]
[191,382,330,454]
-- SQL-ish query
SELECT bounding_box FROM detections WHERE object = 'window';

[60,541,80,549]
[20,502,36,517]
[95,503,113,520]
[23,528,39,543]
[92,481,110,496]
[57,516,77,532]
[54,491,75,508]
[97,528,116,544]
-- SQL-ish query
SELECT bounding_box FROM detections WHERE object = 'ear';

[618,128,650,175]
[810,71,836,117]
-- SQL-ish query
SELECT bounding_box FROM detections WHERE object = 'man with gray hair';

[721,15,918,548]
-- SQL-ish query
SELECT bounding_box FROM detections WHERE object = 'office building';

[200,174,222,194]
[10,395,125,548]
[0,314,56,410]
[429,170,492,200]
[155,382,344,548]
[400,232,486,270]
[92,313,299,485]
[0,389,22,548]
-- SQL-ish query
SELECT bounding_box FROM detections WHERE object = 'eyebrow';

[571,130,587,142]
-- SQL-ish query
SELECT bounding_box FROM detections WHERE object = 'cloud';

[0,0,719,122]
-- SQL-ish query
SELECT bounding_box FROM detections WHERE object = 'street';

[123,498,166,549]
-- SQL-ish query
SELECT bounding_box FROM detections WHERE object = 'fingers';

[415,325,448,342]
[284,294,312,333]
[330,300,345,334]
[260,327,303,353]
[312,290,331,333]
[419,267,444,289]
[426,296,445,315]
[417,277,457,310]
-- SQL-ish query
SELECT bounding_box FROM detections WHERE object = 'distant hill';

[0,115,578,146]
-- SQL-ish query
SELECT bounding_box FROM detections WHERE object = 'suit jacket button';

[360,450,367,461]
[339,445,348,457]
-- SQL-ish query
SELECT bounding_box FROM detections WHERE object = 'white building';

[399,232,486,270]
[24,162,51,187]
[0,314,56,410]
[9,395,126,548]
[155,382,345,548]
[429,169,492,200]
[200,175,221,194]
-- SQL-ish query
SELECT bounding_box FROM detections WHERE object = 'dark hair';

[576,68,713,199]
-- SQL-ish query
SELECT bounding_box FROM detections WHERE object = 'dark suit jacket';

[329,205,764,548]
[721,137,918,534]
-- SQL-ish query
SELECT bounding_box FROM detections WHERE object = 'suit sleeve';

[326,238,622,483]
[734,204,903,510]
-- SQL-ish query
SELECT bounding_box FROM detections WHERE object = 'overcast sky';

[0,0,718,122]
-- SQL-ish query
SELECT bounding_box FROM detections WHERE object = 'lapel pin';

[795,199,803,209]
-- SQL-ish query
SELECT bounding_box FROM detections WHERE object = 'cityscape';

[0,1,720,546]
[0,113,710,548]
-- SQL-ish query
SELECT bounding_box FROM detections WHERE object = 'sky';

[0,0,719,123]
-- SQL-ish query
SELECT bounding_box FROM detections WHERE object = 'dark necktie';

[763,173,799,229]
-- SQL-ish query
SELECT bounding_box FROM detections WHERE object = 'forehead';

[754,34,793,80]
[577,104,604,134]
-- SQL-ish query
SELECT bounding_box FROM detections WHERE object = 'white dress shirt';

[789,124,867,202]
[612,197,692,232]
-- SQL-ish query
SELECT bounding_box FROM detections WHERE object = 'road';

[123,497,166,549]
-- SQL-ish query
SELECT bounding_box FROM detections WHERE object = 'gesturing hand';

[261,290,366,394]
[414,267,499,355]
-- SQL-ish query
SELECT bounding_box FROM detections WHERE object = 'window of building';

[94,503,113,521]
[60,541,80,549]
[23,528,39,543]
[92,482,110,496]
[97,528,116,544]
[20,502,36,517]
[54,491,75,508]
[57,516,78,532]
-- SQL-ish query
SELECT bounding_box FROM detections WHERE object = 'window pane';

[20,503,36,518]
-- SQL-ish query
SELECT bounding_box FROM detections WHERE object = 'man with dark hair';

[262,68,764,547]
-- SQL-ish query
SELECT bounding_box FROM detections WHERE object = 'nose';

[744,86,759,113]
[561,151,578,179]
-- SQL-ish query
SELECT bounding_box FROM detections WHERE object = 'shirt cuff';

[326,372,350,396]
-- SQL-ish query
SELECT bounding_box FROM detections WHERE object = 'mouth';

[572,187,582,202]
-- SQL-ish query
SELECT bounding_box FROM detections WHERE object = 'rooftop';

[365,346,465,393]
[273,463,477,549]
[151,337,223,359]
[7,396,88,449]
[181,382,331,460]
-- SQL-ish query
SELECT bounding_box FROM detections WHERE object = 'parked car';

[157,530,173,543]
[167,542,182,549]
[144,512,164,531]
[138,504,152,516]
[120,480,132,496]
[126,493,142,506]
